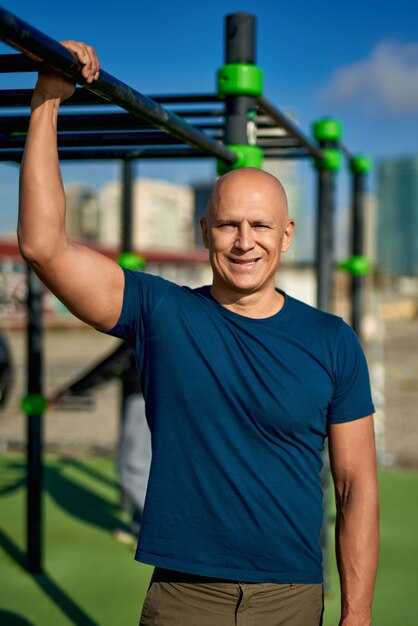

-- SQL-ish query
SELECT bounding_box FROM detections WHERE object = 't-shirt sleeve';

[103,268,173,363]
[327,321,375,424]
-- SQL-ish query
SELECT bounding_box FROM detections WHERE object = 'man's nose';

[234,223,255,251]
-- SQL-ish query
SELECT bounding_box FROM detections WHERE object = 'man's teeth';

[230,259,258,264]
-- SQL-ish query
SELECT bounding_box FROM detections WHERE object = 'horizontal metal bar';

[263,148,311,159]
[0,146,212,161]
[0,83,221,106]
[0,87,223,108]
[258,96,322,160]
[0,111,286,135]
[0,113,225,133]
[0,145,313,163]
[0,129,304,151]
[257,137,302,148]
[0,87,108,107]
[0,53,43,72]
[0,8,236,164]
[0,127,222,147]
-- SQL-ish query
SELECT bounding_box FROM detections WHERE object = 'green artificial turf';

[0,453,152,626]
[1,453,417,625]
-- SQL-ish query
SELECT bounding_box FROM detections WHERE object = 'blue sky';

[1,0,417,237]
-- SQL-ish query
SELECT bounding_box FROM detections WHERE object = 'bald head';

[199,167,295,308]
[206,168,289,223]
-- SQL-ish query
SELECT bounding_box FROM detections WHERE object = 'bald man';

[19,42,379,626]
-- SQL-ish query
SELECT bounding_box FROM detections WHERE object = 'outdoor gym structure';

[0,7,372,574]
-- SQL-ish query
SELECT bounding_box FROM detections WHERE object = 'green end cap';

[313,118,343,142]
[314,148,342,172]
[350,154,372,174]
[217,64,263,97]
[339,255,372,276]
[217,145,263,176]
[21,393,48,416]
[117,252,146,271]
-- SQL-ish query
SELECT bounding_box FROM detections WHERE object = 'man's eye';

[219,223,235,229]
[253,224,269,230]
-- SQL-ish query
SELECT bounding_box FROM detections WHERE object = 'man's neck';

[210,284,284,319]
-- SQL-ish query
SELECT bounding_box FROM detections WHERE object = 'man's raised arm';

[18,41,124,331]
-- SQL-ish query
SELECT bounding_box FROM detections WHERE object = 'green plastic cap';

[217,145,263,175]
[339,255,372,276]
[21,393,48,416]
[314,148,342,172]
[350,154,372,174]
[312,118,343,142]
[117,252,146,271]
[217,64,263,98]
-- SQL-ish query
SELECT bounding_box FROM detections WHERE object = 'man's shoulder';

[124,270,213,310]
[125,269,206,294]
[284,294,362,351]
[286,294,344,329]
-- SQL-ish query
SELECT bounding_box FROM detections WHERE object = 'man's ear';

[281,219,295,253]
[200,216,210,249]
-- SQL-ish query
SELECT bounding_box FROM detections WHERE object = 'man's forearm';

[18,96,67,264]
[335,483,379,625]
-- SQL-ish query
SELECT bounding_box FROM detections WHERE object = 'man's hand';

[32,40,100,107]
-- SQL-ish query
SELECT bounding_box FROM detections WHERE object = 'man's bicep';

[328,415,377,489]
[32,241,125,331]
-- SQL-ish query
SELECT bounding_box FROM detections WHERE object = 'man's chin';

[217,278,263,296]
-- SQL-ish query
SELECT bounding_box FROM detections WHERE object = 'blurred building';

[377,156,418,277]
[98,178,195,251]
[64,183,100,242]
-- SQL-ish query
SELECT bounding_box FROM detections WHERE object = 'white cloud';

[319,40,418,114]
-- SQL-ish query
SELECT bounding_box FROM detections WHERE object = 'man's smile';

[227,256,261,266]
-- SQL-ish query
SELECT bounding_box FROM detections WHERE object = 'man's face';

[200,170,294,300]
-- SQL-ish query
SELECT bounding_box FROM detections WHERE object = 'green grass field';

[0,453,417,625]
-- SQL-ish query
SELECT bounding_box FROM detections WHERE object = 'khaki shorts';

[139,569,324,626]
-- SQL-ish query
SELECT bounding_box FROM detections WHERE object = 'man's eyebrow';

[212,217,240,224]
[212,217,275,225]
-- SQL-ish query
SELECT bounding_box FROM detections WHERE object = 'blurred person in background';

[53,342,151,541]
[0,332,13,408]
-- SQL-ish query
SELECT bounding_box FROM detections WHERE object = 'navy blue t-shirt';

[106,269,375,583]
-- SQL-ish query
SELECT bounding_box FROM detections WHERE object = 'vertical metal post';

[120,158,135,511]
[316,165,334,589]
[351,171,364,340]
[122,158,134,252]
[313,119,342,313]
[26,265,44,573]
[316,169,336,312]
[224,13,257,146]
[315,165,337,594]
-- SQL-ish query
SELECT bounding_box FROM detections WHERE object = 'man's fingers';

[85,44,100,82]
[59,40,100,83]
